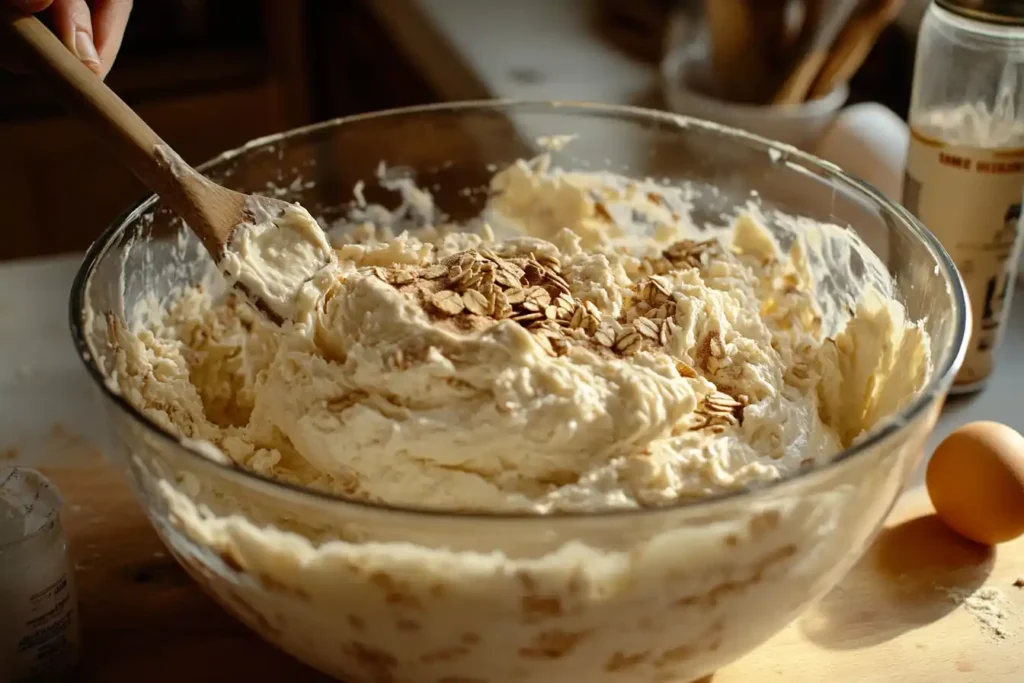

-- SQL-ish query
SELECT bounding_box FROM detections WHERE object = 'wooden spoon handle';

[808,0,904,100]
[704,0,759,102]
[773,50,831,106]
[795,0,826,52]
[771,0,863,105]
[0,10,228,250]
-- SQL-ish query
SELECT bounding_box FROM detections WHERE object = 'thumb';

[48,0,102,76]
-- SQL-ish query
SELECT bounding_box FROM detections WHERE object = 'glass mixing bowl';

[70,101,967,683]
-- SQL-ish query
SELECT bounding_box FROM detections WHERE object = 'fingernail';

[74,30,101,70]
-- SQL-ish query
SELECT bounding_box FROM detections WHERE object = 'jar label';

[0,468,80,682]
[904,129,1024,387]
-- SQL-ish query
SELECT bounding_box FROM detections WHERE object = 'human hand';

[5,0,133,79]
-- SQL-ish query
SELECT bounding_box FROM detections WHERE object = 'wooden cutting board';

[43,461,1023,683]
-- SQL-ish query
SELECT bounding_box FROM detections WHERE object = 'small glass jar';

[904,0,1024,393]
[0,468,80,682]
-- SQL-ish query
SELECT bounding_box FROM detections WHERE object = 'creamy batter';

[220,199,338,322]
[107,156,932,682]
[113,158,928,513]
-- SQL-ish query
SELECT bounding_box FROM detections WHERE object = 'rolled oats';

[524,286,552,311]
[495,269,522,289]
[569,306,585,330]
[533,333,556,356]
[664,238,720,270]
[431,290,465,316]
[658,320,674,346]
[614,331,642,355]
[463,289,492,316]
[633,317,660,341]
[493,291,513,319]
[546,271,573,295]
[391,270,417,286]
[536,253,561,272]
[422,264,447,280]
[524,262,546,285]
[505,288,527,305]
[512,311,546,324]
[593,325,616,348]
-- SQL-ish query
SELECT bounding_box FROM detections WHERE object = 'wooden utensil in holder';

[696,0,902,107]
[773,0,863,105]
[703,0,761,103]
[808,0,905,100]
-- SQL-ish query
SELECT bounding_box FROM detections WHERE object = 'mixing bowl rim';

[68,98,968,521]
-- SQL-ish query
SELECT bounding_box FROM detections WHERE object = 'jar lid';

[0,467,63,551]
[936,0,1024,24]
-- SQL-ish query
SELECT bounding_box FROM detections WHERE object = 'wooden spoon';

[704,0,761,103]
[748,0,793,100]
[1,11,334,323]
[772,0,862,105]
[794,0,826,57]
[807,0,904,100]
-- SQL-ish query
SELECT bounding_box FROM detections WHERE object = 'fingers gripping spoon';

[1,11,336,324]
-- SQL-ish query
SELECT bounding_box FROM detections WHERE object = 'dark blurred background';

[0,0,925,261]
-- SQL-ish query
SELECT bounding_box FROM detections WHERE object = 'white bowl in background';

[660,43,849,151]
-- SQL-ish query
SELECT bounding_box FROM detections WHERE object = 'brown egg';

[926,421,1024,545]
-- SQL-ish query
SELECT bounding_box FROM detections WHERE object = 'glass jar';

[904,0,1024,393]
[0,468,80,682]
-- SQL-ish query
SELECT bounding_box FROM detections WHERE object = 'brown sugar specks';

[655,642,695,666]
[395,617,421,632]
[258,572,312,601]
[672,544,796,610]
[419,646,470,664]
[344,640,398,681]
[748,509,781,537]
[695,330,725,374]
[655,621,724,669]
[369,570,423,610]
[594,201,614,222]
[521,594,562,620]
[222,589,281,638]
[217,548,245,573]
[518,629,592,660]
[605,651,649,672]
